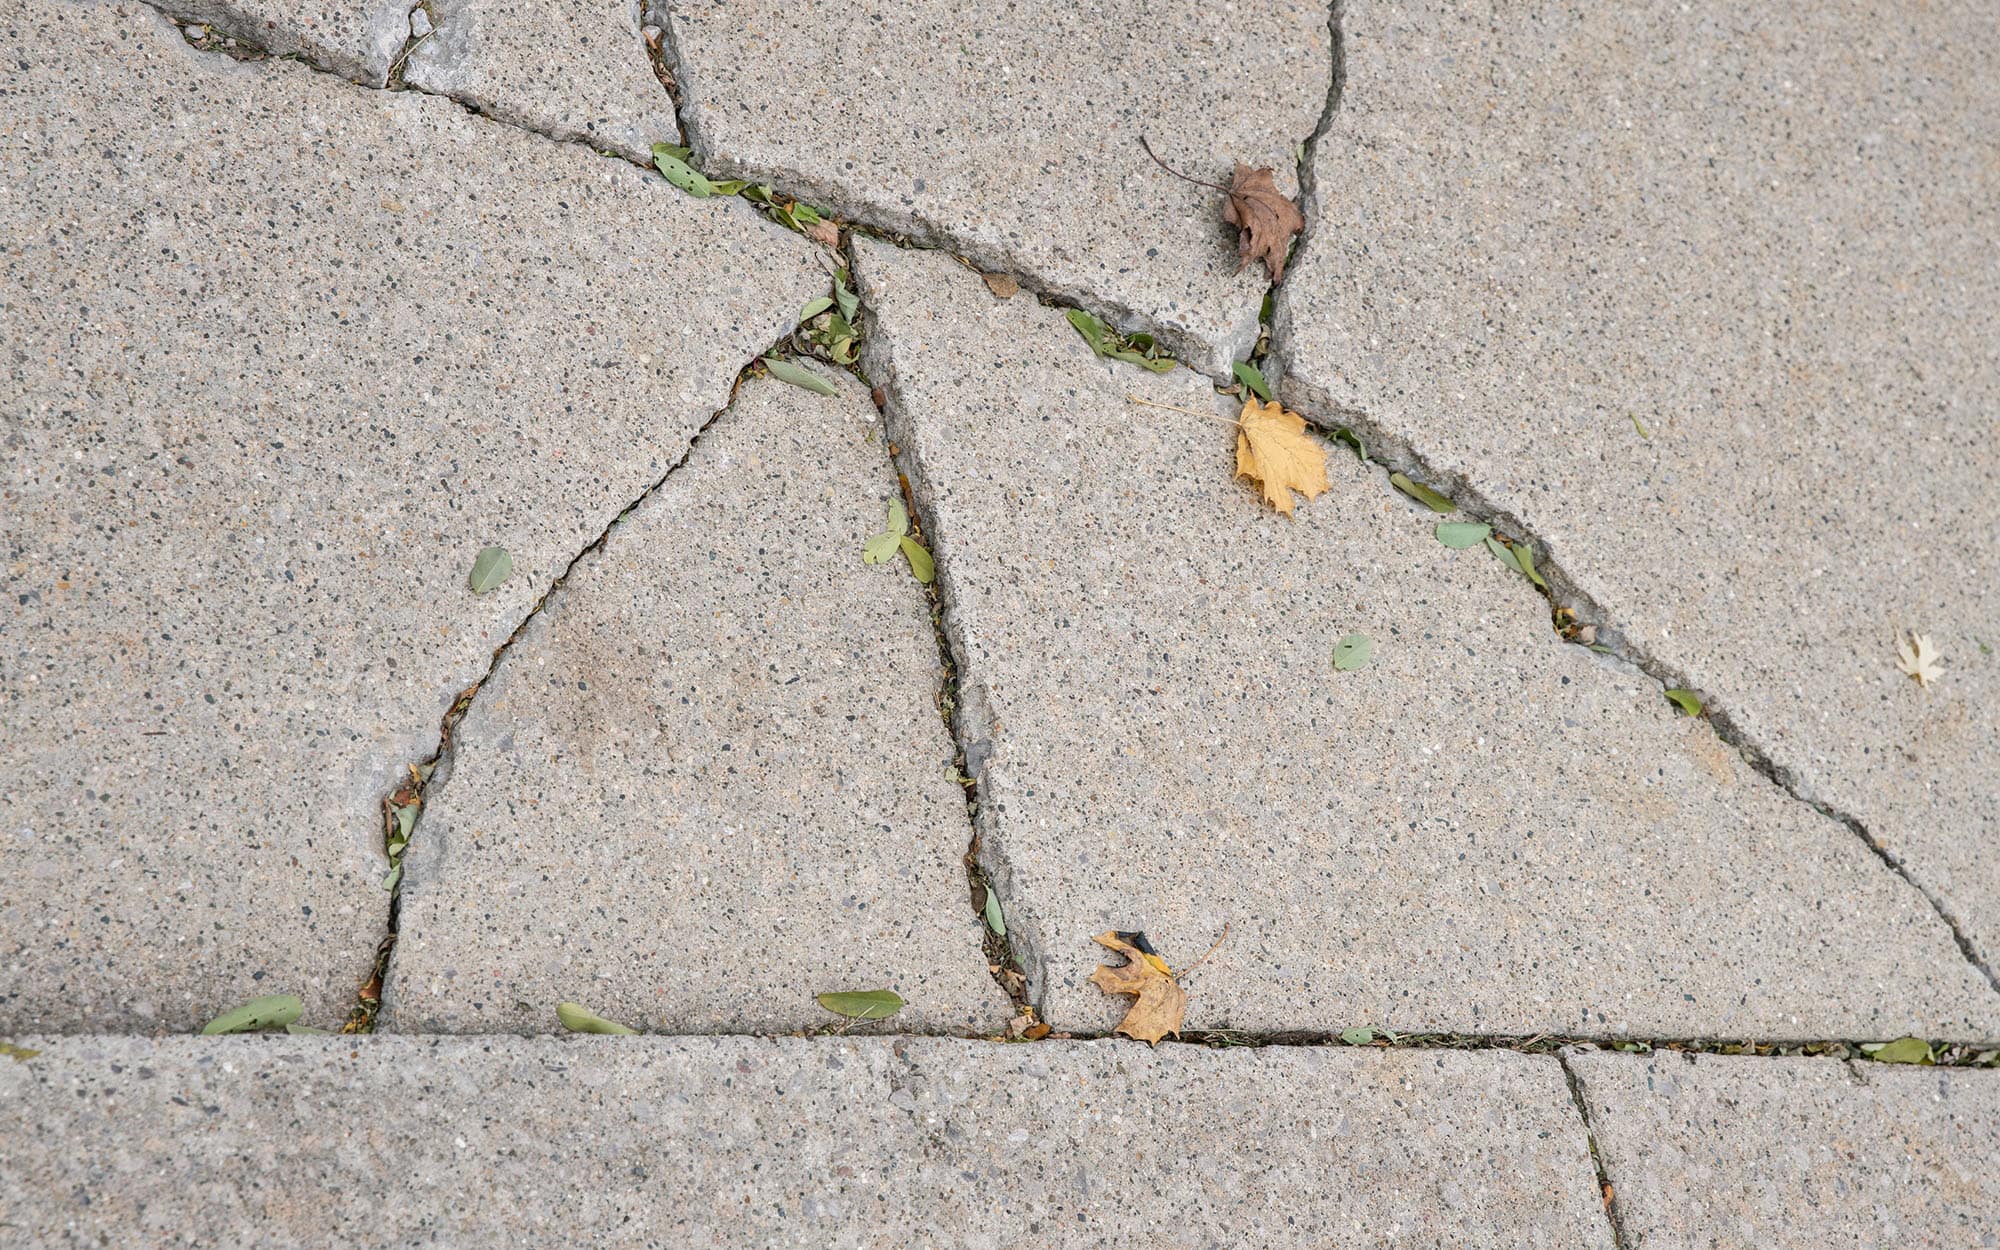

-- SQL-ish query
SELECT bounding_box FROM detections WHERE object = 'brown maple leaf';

[1088,931,1186,1045]
[1140,137,1305,283]
[1222,163,1306,282]
[1235,396,1329,515]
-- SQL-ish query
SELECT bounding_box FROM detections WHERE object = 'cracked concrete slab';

[1274,1,2000,972]
[0,1034,1611,1246]
[854,239,2000,1042]
[661,0,1330,375]
[404,0,678,162]
[1570,1051,2000,1248]
[383,366,1007,1035]
[158,0,409,84]
[0,0,823,1030]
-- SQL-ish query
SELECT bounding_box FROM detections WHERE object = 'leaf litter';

[1139,137,1305,282]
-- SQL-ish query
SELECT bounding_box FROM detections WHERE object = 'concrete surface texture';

[0,1035,1614,1247]
[405,0,679,162]
[2,0,1997,1239]
[661,0,1330,374]
[1274,0,2000,972]
[852,239,2000,1042]
[1570,1050,2000,1249]
[385,368,1008,1036]
[0,0,822,1030]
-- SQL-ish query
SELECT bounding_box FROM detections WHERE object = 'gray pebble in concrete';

[0,1034,1613,1246]
[0,0,823,1030]
[853,239,2000,1041]
[662,0,1330,374]
[1570,1050,2000,1248]
[1275,1,2000,970]
[405,0,680,163]
[384,366,1007,1035]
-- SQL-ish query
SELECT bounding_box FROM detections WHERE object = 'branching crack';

[343,348,778,1031]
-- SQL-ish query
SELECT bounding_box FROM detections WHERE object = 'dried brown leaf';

[805,218,841,247]
[982,272,1020,299]
[1223,163,1305,283]
[1088,931,1185,1045]
[1234,396,1329,515]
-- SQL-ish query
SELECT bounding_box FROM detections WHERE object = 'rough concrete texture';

[0,1035,1612,1247]
[662,0,1329,374]
[853,240,2000,1041]
[1275,2,2000,971]
[159,0,407,84]
[0,0,824,1030]
[1570,1051,2000,1248]
[405,0,678,162]
[385,367,1006,1035]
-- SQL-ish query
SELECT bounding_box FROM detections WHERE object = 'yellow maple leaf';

[1895,631,1942,687]
[1087,931,1186,1045]
[1234,396,1328,515]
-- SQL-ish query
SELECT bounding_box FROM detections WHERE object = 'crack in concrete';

[1558,1051,1635,1250]
[345,349,779,1031]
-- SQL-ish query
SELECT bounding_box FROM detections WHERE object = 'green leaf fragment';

[982,887,1006,937]
[899,536,936,584]
[708,179,749,196]
[833,273,860,322]
[1332,633,1374,672]
[1434,521,1492,549]
[1390,472,1454,514]
[557,1002,639,1035]
[2,1042,43,1062]
[650,145,714,197]
[1330,427,1367,460]
[816,989,905,1020]
[468,546,512,594]
[884,498,909,537]
[797,296,834,323]
[1065,308,1107,345]
[1340,1026,1376,1045]
[1232,361,1272,401]
[763,356,837,397]
[1863,1036,1933,1065]
[1513,543,1548,589]
[380,862,402,891]
[201,994,303,1035]
[861,532,902,565]
[1664,688,1704,717]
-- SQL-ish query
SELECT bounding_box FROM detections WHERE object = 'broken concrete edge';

[1557,1051,1637,1250]
[1270,366,2000,1000]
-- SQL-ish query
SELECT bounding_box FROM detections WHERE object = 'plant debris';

[1895,631,1942,687]
[557,1002,638,1035]
[1235,396,1329,516]
[1089,930,1186,1045]
[201,994,303,1035]
[1066,308,1176,372]
[816,989,905,1020]
[467,546,512,594]
[1139,137,1304,282]
[861,498,936,583]
[1332,633,1374,671]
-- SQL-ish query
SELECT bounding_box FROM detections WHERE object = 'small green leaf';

[884,498,909,537]
[708,179,748,196]
[833,273,860,322]
[1105,347,1177,374]
[557,1002,639,1035]
[1664,688,1704,717]
[862,532,902,565]
[763,356,837,397]
[792,203,822,226]
[1340,1026,1376,1045]
[284,1023,332,1035]
[1331,427,1368,461]
[1485,536,1524,574]
[1332,633,1374,672]
[2,1042,43,1062]
[1066,307,1107,347]
[797,296,834,323]
[650,145,714,197]
[201,994,303,1035]
[1630,413,1650,439]
[1390,472,1453,514]
[1863,1036,1933,1065]
[394,803,418,842]
[1434,521,1492,549]
[380,862,402,891]
[1513,542,1548,589]
[982,887,1006,937]
[899,536,936,584]
[816,989,905,1020]
[468,546,513,594]
[1232,361,1272,401]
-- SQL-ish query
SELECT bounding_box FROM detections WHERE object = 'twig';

[1127,394,1240,427]
[1176,921,1231,985]
[1138,136,1232,194]
[388,28,434,78]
